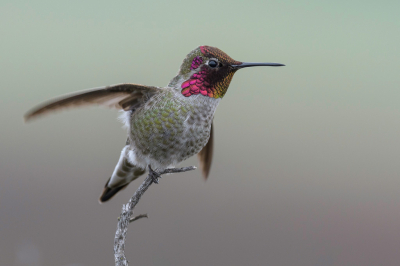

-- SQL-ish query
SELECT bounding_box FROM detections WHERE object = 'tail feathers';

[99,177,129,203]
[99,146,146,203]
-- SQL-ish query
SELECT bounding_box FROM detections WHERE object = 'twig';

[129,214,148,223]
[114,165,196,266]
[117,214,148,223]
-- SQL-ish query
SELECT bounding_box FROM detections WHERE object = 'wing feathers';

[24,83,158,121]
[197,122,214,179]
[118,93,143,111]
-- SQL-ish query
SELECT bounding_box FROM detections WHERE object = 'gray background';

[1,0,400,265]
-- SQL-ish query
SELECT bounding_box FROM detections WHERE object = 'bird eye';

[208,60,218,68]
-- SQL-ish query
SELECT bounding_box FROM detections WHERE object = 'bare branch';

[114,166,196,266]
[159,166,197,174]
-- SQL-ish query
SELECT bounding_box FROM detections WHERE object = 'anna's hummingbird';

[25,46,284,202]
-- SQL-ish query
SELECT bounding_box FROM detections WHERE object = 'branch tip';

[129,214,148,223]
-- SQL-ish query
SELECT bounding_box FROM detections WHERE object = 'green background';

[1,1,400,265]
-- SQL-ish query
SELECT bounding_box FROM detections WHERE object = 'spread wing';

[197,122,214,179]
[24,83,159,121]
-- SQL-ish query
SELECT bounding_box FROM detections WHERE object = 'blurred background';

[1,0,400,265]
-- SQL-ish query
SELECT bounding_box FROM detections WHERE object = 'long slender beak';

[232,62,285,69]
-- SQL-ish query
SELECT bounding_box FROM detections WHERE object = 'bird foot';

[148,165,161,184]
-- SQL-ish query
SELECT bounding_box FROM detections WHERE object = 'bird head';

[170,46,284,99]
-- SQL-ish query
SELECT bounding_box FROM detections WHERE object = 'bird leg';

[148,165,161,184]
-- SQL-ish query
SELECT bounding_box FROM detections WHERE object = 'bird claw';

[148,165,161,184]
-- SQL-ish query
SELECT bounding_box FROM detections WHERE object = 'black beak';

[232,62,285,69]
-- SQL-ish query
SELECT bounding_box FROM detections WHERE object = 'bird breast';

[127,89,220,168]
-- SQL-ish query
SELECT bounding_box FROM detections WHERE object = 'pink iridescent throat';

[181,65,214,98]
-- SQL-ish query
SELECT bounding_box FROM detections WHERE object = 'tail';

[100,178,130,202]
[99,145,145,203]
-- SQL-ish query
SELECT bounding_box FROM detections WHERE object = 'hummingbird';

[25,46,284,202]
